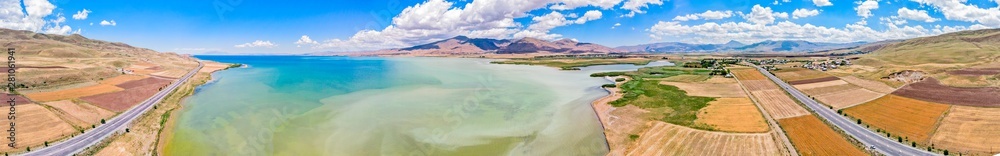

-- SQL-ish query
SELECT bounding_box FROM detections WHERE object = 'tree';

[44,141,48,147]
[25,147,29,152]
[101,119,106,124]
[897,136,903,142]
[944,150,949,155]
[857,119,862,124]
[126,128,130,133]
[911,142,916,147]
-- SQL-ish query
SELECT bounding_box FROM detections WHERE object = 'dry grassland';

[779,115,867,156]
[742,80,779,91]
[43,100,115,128]
[843,95,950,143]
[815,88,884,109]
[793,80,849,91]
[695,98,769,132]
[628,122,785,156]
[839,76,897,93]
[0,104,77,152]
[151,69,188,78]
[930,106,1000,155]
[99,74,148,85]
[24,84,124,102]
[660,81,746,98]
[800,84,860,96]
[749,89,810,119]
[661,75,712,82]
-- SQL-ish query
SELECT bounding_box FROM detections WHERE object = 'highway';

[751,65,939,156]
[23,62,203,156]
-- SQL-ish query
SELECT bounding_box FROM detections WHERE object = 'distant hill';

[312,36,623,56]
[866,28,1000,66]
[616,40,867,53]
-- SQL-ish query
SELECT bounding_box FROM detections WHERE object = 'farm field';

[814,88,884,109]
[732,69,767,80]
[800,84,858,96]
[839,76,897,93]
[0,104,77,152]
[792,79,849,90]
[627,122,785,156]
[152,69,189,78]
[660,74,711,82]
[24,84,125,102]
[116,77,173,89]
[82,78,172,112]
[199,61,231,73]
[929,106,1000,155]
[787,76,841,85]
[741,80,779,91]
[660,81,746,98]
[843,95,950,143]
[778,115,867,156]
[99,74,148,85]
[748,89,810,119]
[773,68,835,82]
[694,98,769,132]
[43,100,116,128]
[892,78,1000,107]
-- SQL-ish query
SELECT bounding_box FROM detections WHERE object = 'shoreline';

[153,60,233,155]
[590,76,628,156]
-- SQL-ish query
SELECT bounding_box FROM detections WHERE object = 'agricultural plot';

[778,115,866,156]
[200,62,231,73]
[892,78,1000,107]
[741,80,779,91]
[843,95,950,143]
[800,84,858,96]
[660,81,746,98]
[748,90,810,119]
[24,84,125,102]
[43,100,116,128]
[695,98,769,132]
[116,77,173,89]
[732,69,767,80]
[99,74,148,85]
[792,79,849,91]
[929,106,1000,155]
[787,77,841,85]
[773,68,835,82]
[152,69,189,78]
[0,104,76,152]
[83,77,173,112]
[839,76,897,93]
[628,122,784,156]
[1,94,32,105]
[661,74,711,82]
[814,88,884,109]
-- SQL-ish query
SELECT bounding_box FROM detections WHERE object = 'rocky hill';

[616,40,866,53]
[316,36,623,56]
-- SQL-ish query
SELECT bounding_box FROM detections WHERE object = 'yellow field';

[800,84,859,96]
[199,62,230,73]
[792,80,849,90]
[152,69,188,78]
[814,88,884,109]
[99,74,148,85]
[930,106,1000,155]
[749,90,810,119]
[843,95,950,143]
[661,74,711,82]
[0,104,77,152]
[660,81,746,98]
[774,68,834,82]
[732,69,767,80]
[628,122,785,156]
[25,84,125,102]
[43,100,116,128]
[742,80,779,91]
[695,98,769,132]
[779,115,867,156]
[839,76,897,93]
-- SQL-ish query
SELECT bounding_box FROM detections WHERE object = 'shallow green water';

[165,56,671,156]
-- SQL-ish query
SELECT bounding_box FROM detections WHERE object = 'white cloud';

[0,0,56,32]
[621,0,664,17]
[792,8,820,19]
[574,10,603,24]
[897,7,939,22]
[743,5,788,25]
[72,9,90,20]
[813,0,833,6]
[550,0,624,10]
[295,35,319,47]
[855,0,879,18]
[673,10,734,21]
[235,40,277,48]
[648,20,962,44]
[41,13,71,35]
[310,0,627,51]
[612,23,621,29]
[99,20,116,26]
[910,0,1000,27]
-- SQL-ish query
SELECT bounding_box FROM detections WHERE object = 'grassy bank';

[491,58,654,70]
[591,66,717,130]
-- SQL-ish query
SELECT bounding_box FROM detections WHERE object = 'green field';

[592,66,716,130]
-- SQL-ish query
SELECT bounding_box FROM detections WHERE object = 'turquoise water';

[166,56,671,155]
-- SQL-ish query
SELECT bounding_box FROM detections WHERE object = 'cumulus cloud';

[295,35,319,47]
[99,20,116,26]
[574,10,603,24]
[235,40,277,48]
[0,0,63,33]
[673,10,734,21]
[612,23,621,29]
[856,0,879,18]
[72,9,90,20]
[648,20,965,44]
[743,5,788,25]
[910,0,1000,27]
[792,8,820,19]
[897,7,939,22]
[309,0,622,51]
[813,0,833,6]
[516,10,603,40]
[621,0,664,17]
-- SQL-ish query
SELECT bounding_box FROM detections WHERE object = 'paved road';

[751,65,938,156]
[23,62,203,156]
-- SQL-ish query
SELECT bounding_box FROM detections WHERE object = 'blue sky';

[2,0,998,54]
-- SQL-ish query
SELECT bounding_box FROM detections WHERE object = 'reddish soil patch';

[947,68,1000,76]
[892,78,1000,107]
[116,77,172,89]
[0,65,65,71]
[1,94,32,105]
[788,76,841,85]
[145,66,162,70]
[82,77,173,112]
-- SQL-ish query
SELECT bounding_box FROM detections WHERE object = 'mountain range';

[616,40,869,53]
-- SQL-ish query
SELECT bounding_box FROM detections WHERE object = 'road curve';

[22,62,203,156]
[751,65,938,156]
